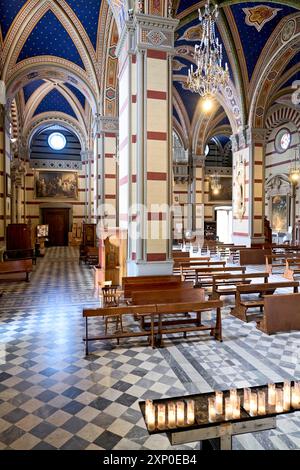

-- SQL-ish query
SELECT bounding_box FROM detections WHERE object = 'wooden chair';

[102,286,123,342]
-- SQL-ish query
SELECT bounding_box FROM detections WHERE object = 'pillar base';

[126,260,174,277]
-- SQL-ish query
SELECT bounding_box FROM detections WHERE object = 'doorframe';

[40,204,73,246]
[39,203,73,232]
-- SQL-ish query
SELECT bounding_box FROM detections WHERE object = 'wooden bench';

[211,272,269,300]
[195,266,246,288]
[154,300,223,346]
[123,275,183,299]
[231,281,299,322]
[180,261,226,281]
[173,256,210,270]
[83,299,223,353]
[4,249,37,265]
[284,258,300,280]
[0,259,33,282]
[256,293,300,335]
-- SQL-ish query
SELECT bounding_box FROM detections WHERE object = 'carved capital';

[96,115,119,134]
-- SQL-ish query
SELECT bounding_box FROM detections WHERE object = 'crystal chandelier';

[289,146,300,185]
[210,172,222,195]
[187,0,229,97]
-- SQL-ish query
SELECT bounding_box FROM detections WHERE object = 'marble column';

[231,127,266,246]
[117,11,178,276]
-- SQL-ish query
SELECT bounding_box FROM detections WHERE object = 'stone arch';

[26,114,87,152]
[265,106,300,139]
[2,0,98,86]
[249,13,300,129]
[6,62,97,115]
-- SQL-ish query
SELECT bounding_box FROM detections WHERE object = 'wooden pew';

[231,281,299,322]
[154,300,223,345]
[0,259,33,282]
[265,254,290,274]
[212,272,269,300]
[123,275,183,299]
[132,288,205,330]
[195,266,246,288]
[172,251,189,259]
[284,258,300,280]
[131,287,205,306]
[180,261,226,281]
[256,293,300,335]
[173,256,210,270]
[83,304,156,355]
[83,299,223,353]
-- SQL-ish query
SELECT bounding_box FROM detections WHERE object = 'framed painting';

[271,195,288,232]
[35,171,78,200]
[209,176,232,202]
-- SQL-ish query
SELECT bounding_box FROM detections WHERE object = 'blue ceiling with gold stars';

[65,83,86,109]
[0,0,27,38]
[23,80,45,103]
[17,10,85,69]
[65,0,102,49]
[34,89,77,119]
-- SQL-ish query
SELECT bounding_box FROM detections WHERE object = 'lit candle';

[268,383,276,407]
[225,397,233,421]
[258,391,266,416]
[276,389,284,413]
[250,392,258,417]
[176,401,185,426]
[292,382,300,409]
[215,391,223,415]
[157,404,166,430]
[208,397,216,423]
[233,396,241,419]
[145,400,155,431]
[187,400,195,425]
[167,402,176,428]
[230,389,238,405]
[243,388,251,412]
[283,381,291,411]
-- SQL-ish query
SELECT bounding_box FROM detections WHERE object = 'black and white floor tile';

[0,248,300,450]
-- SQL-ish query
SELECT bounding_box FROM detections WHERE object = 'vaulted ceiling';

[1,1,299,152]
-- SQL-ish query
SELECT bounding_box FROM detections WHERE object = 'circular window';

[275,128,291,153]
[48,132,66,151]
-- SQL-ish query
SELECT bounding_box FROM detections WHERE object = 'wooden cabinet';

[6,224,33,251]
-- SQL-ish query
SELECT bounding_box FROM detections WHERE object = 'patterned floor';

[0,247,300,450]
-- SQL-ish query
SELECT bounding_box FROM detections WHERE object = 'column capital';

[117,12,179,58]
[192,154,205,168]
[231,126,251,152]
[95,115,119,135]
[250,128,267,145]
[80,150,94,162]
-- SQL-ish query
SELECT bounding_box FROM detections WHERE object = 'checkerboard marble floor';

[0,247,300,450]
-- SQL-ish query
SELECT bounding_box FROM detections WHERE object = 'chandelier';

[210,172,222,196]
[289,146,300,185]
[187,0,229,97]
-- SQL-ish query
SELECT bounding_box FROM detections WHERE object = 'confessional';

[94,228,127,288]
[4,223,36,264]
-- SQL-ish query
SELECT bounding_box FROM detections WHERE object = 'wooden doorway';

[42,208,70,246]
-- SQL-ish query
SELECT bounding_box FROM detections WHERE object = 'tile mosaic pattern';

[0,247,300,450]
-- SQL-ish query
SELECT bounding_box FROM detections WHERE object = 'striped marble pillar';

[117,13,178,276]
[231,128,266,246]
[191,155,205,241]
[0,106,5,243]
[96,116,119,228]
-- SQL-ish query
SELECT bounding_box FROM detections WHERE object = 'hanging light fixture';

[187,0,229,99]
[210,172,222,196]
[289,146,300,185]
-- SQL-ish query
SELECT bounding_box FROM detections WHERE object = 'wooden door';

[42,209,69,246]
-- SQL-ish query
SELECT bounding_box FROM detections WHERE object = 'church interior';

[1,0,300,452]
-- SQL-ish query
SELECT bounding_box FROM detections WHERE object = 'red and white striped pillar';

[117,12,178,275]
[231,128,266,246]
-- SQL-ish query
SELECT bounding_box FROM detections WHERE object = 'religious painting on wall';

[271,195,288,232]
[35,171,78,199]
[209,176,232,202]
